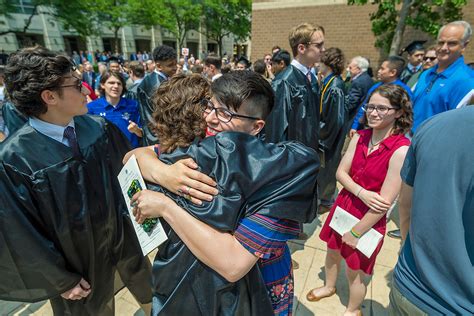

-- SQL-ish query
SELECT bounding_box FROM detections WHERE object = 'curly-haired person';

[306,84,413,316]
[317,47,348,214]
[0,46,152,315]
[126,71,319,315]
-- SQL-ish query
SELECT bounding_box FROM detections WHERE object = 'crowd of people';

[0,19,473,316]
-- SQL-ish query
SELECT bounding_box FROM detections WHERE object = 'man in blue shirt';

[411,20,474,133]
[350,56,413,135]
[390,106,474,315]
[87,72,142,148]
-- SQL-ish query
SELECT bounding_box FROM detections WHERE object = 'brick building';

[251,0,474,68]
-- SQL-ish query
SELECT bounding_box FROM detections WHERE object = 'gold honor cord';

[320,76,336,114]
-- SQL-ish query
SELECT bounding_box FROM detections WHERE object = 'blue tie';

[63,126,82,158]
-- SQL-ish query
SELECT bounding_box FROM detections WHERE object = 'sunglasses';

[423,56,436,61]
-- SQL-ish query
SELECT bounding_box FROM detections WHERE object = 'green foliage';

[348,0,467,53]
[0,0,252,54]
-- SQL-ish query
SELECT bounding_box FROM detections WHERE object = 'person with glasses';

[405,46,438,89]
[412,20,474,133]
[306,84,412,316]
[0,46,152,315]
[125,71,319,315]
[350,56,413,138]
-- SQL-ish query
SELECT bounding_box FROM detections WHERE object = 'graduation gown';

[318,75,347,202]
[149,132,319,315]
[0,115,152,315]
[136,72,166,146]
[1,101,28,136]
[265,65,320,151]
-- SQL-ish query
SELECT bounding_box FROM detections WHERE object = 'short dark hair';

[386,56,406,77]
[98,72,127,97]
[320,47,345,75]
[252,59,266,75]
[152,45,177,62]
[204,55,222,70]
[271,50,291,66]
[129,61,145,78]
[4,46,74,117]
[211,71,274,120]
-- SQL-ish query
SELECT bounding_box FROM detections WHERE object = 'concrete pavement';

[1,214,402,315]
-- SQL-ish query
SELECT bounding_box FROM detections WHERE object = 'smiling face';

[365,92,401,131]
[101,75,123,99]
[156,59,178,78]
[436,24,467,67]
[204,96,263,136]
[422,49,438,69]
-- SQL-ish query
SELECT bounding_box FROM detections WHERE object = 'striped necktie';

[63,126,82,158]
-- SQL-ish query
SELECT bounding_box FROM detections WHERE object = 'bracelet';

[350,228,362,239]
[356,187,363,197]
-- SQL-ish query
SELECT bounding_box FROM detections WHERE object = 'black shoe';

[387,229,401,239]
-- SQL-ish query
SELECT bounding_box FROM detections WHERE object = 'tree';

[348,0,467,55]
[202,0,251,56]
[93,0,132,53]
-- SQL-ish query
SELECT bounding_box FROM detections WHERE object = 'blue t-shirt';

[87,97,141,148]
[351,79,413,130]
[411,56,474,133]
[393,107,474,315]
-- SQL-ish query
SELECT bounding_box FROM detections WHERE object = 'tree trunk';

[389,0,412,55]
[217,37,222,57]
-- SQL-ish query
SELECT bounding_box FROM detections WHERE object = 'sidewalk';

[1,214,401,315]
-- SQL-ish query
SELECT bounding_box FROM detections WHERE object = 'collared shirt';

[412,56,474,133]
[291,59,311,77]
[351,79,414,130]
[29,116,75,147]
[211,73,223,82]
[87,97,141,148]
[154,70,168,82]
[407,63,422,73]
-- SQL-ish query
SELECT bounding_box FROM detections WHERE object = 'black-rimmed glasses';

[306,41,324,50]
[363,104,399,116]
[60,78,84,92]
[200,99,260,123]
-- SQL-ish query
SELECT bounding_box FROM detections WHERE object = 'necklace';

[370,136,383,147]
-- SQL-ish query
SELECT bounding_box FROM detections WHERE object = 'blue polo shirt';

[351,79,413,130]
[412,56,474,133]
[87,97,141,148]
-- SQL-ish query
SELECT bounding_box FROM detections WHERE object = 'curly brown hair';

[362,84,413,135]
[151,74,210,153]
[320,47,345,75]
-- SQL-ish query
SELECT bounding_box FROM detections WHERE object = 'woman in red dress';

[306,84,413,316]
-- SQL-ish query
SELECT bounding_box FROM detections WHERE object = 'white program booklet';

[329,206,383,258]
[118,155,168,256]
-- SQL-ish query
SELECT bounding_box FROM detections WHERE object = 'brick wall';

[251,1,474,68]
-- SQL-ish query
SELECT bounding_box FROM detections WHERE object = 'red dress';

[319,129,410,274]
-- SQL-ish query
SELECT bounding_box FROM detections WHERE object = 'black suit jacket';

[82,71,96,89]
[345,71,373,123]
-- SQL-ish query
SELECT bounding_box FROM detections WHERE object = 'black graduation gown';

[317,75,347,202]
[136,72,166,146]
[149,132,319,316]
[265,65,320,151]
[1,100,28,136]
[0,115,152,315]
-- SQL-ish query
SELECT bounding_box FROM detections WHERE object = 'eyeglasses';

[423,56,436,61]
[200,99,260,123]
[306,41,324,50]
[363,104,399,116]
[60,78,84,92]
